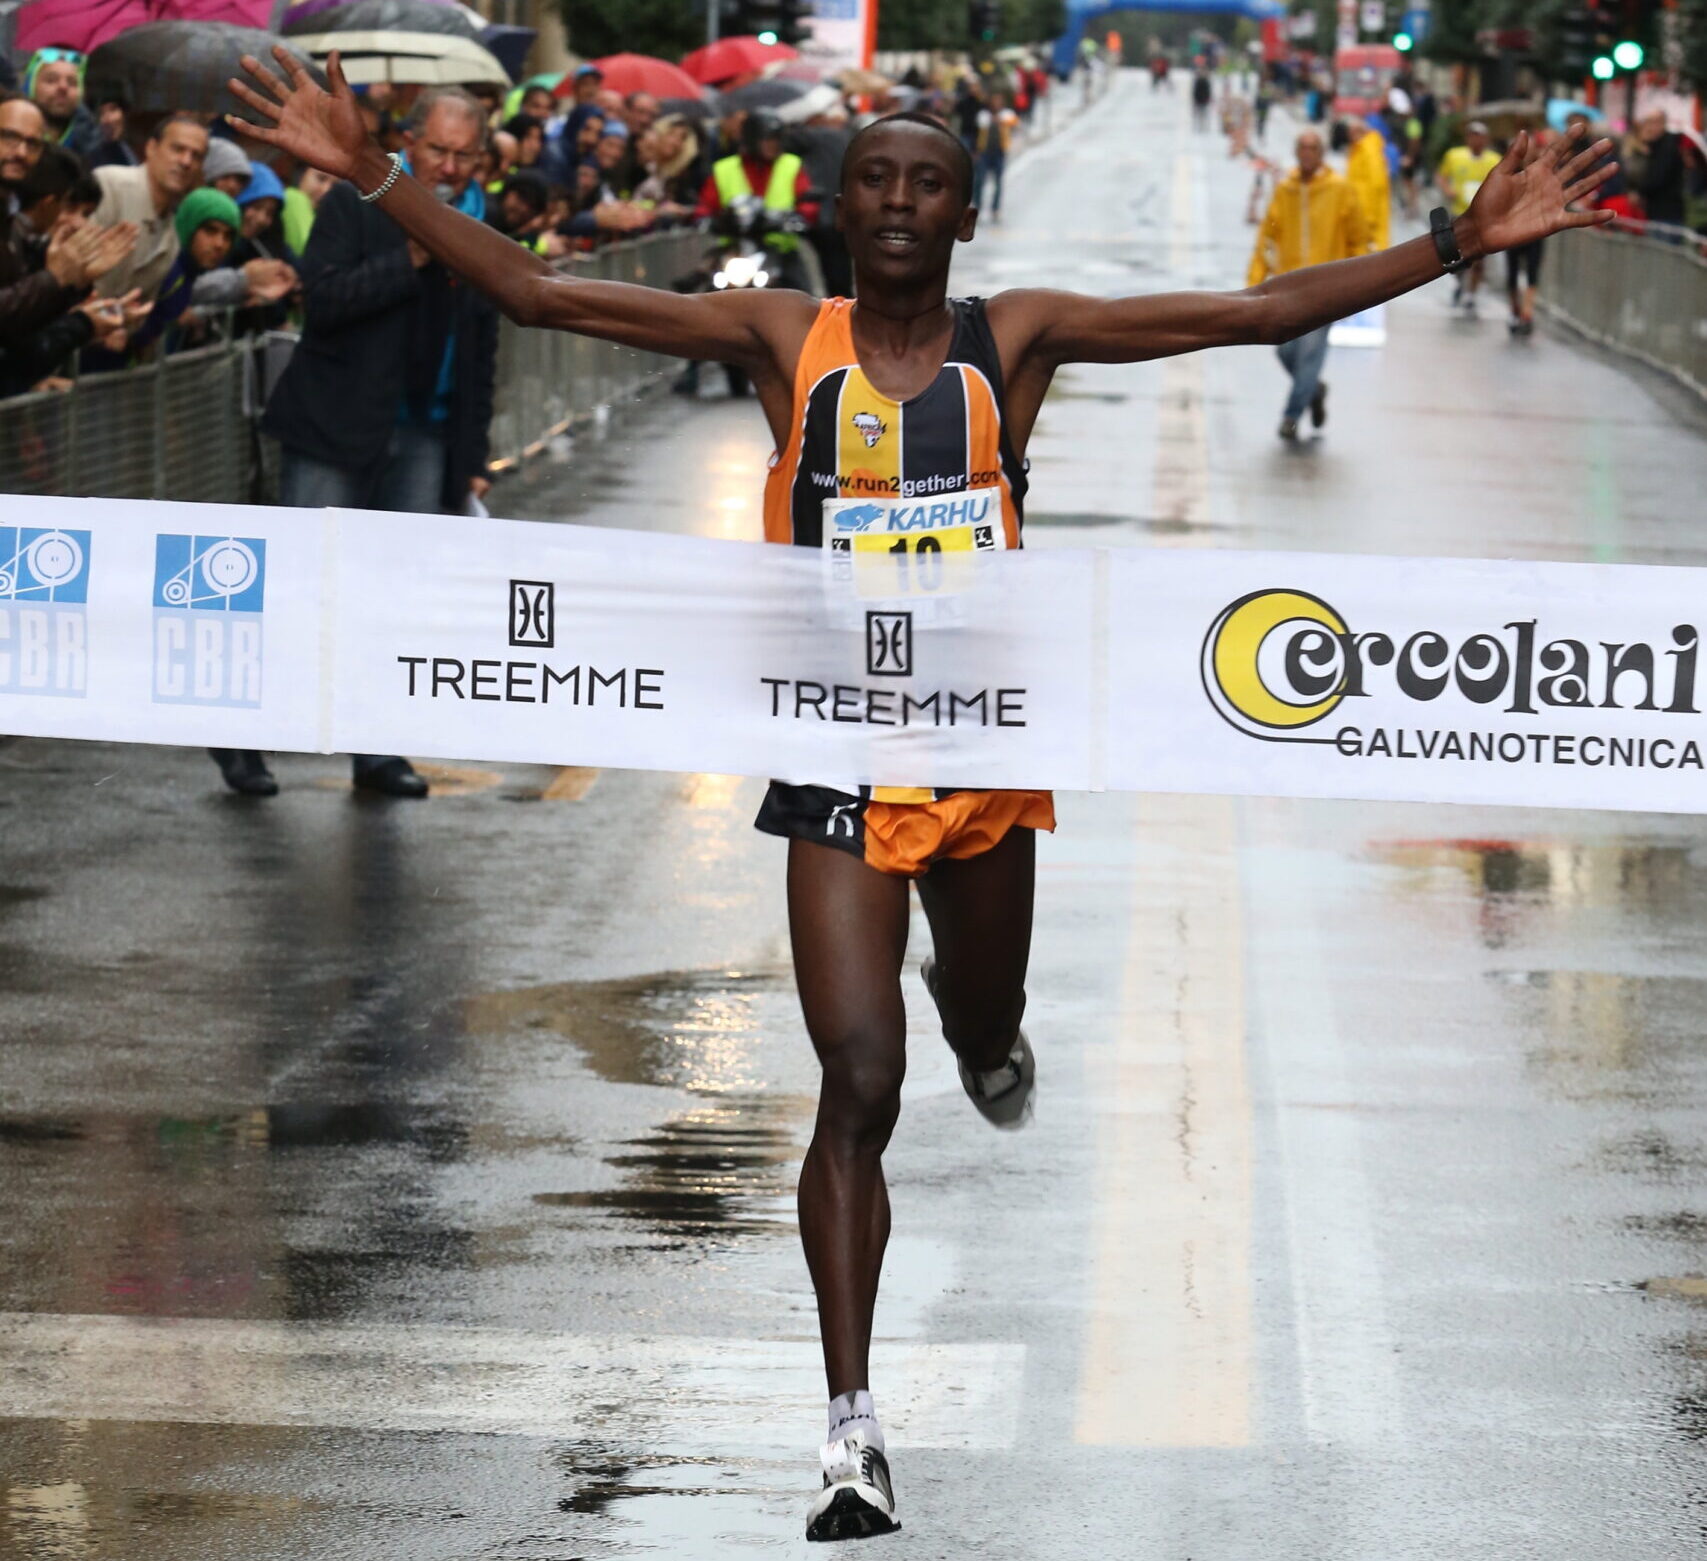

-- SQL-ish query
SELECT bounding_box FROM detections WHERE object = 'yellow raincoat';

[1247,166,1371,285]
[1345,128,1392,250]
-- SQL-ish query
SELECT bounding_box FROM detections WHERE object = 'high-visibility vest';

[712,152,802,251]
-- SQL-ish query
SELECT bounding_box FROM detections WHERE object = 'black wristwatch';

[1429,206,1470,273]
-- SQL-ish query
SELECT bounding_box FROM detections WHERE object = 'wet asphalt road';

[6,72,1707,1560]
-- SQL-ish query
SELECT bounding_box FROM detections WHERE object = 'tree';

[558,0,707,63]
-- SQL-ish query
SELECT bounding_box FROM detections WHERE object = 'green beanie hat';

[174,187,242,252]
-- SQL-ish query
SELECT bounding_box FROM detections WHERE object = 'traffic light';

[1611,39,1643,70]
[968,0,1000,44]
[1392,30,1413,50]
[738,0,811,47]
[1555,6,1597,76]
[1591,54,1615,79]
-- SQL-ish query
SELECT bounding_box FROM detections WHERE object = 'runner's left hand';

[1462,125,1617,256]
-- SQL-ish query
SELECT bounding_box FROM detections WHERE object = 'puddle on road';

[465,966,793,1096]
[535,1095,802,1244]
[1366,836,1701,915]
[477,965,812,1246]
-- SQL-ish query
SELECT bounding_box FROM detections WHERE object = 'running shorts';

[1505,239,1544,287]
[755,783,1056,878]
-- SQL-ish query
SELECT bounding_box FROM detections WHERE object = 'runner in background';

[973,89,1018,223]
[229,48,1618,1543]
[1437,119,1502,314]
[1344,112,1392,251]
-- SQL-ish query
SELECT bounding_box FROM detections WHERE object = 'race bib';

[823,486,1006,600]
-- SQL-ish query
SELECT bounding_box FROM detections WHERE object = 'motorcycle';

[673,195,824,398]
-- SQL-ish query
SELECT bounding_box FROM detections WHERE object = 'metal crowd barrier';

[1539,221,1707,402]
[0,228,712,502]
[486,227,707,471]
[0,338,255,502]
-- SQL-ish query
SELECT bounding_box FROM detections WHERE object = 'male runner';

[1437,119,1502,314]
[228,48,1616,1544]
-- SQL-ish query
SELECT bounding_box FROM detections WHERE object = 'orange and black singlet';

[753,295,1056,877]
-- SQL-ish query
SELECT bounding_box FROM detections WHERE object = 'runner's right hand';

[227,47,368,184]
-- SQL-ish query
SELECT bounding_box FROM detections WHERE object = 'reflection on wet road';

[5,70,1707,1561]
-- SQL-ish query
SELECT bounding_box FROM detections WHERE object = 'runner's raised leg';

[916,825,1036,1074]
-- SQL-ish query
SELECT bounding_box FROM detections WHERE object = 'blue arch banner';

[1053,0,1286,74]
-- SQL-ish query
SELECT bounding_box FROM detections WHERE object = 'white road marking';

[1074,794,1254,1447]
[1242,807,1405,1447]
[0,1312,1023,1452]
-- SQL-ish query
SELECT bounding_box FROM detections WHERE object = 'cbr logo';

[851,411,887,447]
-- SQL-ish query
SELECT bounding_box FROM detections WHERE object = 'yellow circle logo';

[1201,589,1349,737]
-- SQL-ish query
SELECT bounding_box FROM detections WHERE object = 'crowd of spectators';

[0,41,1069,405]
[1,49,300,400]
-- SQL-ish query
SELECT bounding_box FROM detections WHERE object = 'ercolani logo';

[1201,588,1350,740]
[1202,587,1705,768]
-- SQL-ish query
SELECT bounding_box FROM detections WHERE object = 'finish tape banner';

[6,494,1707,814]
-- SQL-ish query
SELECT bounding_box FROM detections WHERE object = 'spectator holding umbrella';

[24,47,100,161]
[88,91,138,169]
[1630,110,1686,230]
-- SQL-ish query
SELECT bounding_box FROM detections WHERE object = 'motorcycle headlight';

[723,255,758,286]
[712,270,729,288]
[753,269,770,287]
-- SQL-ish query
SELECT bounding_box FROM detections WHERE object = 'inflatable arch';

[1052,0,1286,76]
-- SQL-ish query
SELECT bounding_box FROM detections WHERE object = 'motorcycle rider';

[676,110,820,397]
[694,109,819,293]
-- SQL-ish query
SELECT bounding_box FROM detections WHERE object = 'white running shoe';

[805,1431,900,1542]
[920,957,1036,1130]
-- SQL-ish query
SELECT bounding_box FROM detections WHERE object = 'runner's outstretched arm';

[227,48,809,369]
[1001,128,1615,367]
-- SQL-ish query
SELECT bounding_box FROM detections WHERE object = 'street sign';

[1359,1,1384,34]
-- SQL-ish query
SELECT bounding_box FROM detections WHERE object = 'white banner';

[801,0,873,76]
[9,495,1707,815]
[1109,549,1707,813]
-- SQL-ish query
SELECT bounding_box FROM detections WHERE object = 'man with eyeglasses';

[24,48,99,162]
[1,93,138,352]
[224,87,500,801]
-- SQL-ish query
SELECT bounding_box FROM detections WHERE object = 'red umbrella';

[583,52,703,101]
[16,0,273,54]
[680,35,797,87]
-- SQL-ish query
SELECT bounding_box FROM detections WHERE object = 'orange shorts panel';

[861,789,1056,877]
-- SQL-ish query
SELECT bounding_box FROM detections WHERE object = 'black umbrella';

[282,0,480,40]
[718,78,809,113]
[86,21,319,118]
[659,91,719,123]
